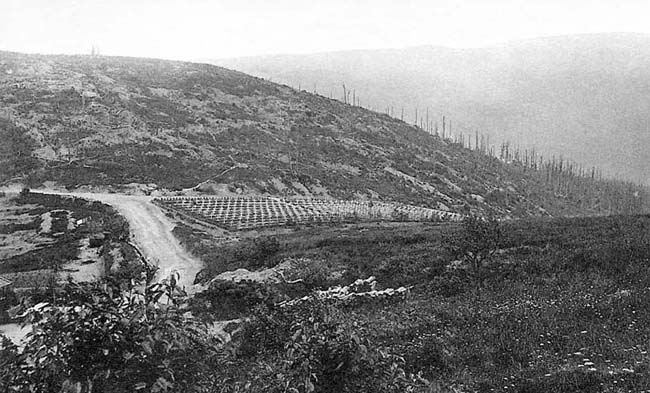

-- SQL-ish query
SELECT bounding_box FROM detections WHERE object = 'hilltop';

[0,50,646,217]
[213,33,650,186]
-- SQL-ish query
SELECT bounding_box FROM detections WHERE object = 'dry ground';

[28,189,204,292]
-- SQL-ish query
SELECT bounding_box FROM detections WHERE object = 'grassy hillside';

[180,214,650,392]
[0,50,647,217]
[10,213,649,392]
[214,33,650,186]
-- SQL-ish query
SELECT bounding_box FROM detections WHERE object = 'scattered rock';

[470,194,485,203]
[211,260,293,284]
[39,212,52,234]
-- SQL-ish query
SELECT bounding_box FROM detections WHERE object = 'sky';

[2,0,650,60]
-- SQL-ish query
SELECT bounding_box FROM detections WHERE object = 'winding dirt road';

[32,190,204,292]
[1,188,204,344]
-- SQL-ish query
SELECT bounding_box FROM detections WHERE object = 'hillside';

[0,50,647,217]
[213,33,650,186]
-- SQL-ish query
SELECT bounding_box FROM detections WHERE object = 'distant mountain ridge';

[212,33,650,185]
[0,50,647,218]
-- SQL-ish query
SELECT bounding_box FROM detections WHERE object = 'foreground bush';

[226,299,428,393]
[0,279,220,393]
[1,276,427,393]
[189,279,282,321]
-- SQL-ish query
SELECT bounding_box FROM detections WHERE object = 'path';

[1,188,204,345]
[30,189,204,292]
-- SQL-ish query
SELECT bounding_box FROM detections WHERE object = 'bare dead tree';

[442,115,446,139]
[426,107,429,132]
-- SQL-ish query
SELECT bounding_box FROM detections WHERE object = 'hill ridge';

[0,50,647,218]
[212,33,650,186]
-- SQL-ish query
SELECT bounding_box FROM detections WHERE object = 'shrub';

[0,337,27,389]
[515,369,606,393]
[1,279,220,393]
[282,258,332,290]
[189,279,282,321]
[190,236,283,280]
[246,236,281,269]
[0,291,19,324]
[447,215,502,292]
[232,300,429,393]
[428,274,469,297]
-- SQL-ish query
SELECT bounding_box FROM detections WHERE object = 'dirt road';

[1,188,204,345]
[30,189,204,292]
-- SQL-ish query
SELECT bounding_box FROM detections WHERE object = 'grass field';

[184,213,650,392]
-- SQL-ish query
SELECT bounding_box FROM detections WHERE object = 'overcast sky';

[2,0,650,60]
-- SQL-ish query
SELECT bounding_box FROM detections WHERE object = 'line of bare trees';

[280,81,648,215]
[422,119,648,216]
[317,83,649,216]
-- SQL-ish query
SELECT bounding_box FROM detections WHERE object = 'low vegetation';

[4,213,650,392]
[0,191,141,320]
[173,224,281,278]
[1,279,220,393]
[0,191,129,274]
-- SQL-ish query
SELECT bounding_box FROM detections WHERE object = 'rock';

[470,194,485,203]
